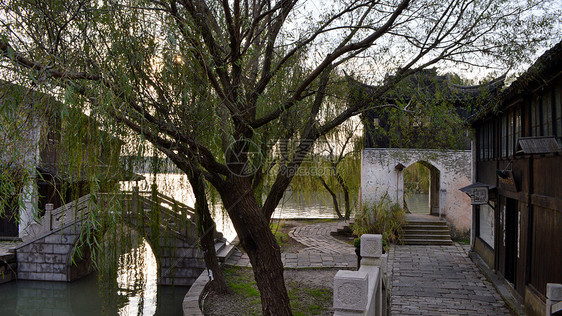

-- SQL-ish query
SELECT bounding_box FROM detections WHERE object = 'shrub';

[353,195,406,251]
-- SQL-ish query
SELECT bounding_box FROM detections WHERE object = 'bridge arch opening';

[67,224,160,280]
[402,161,440,216]
[67,233,95,282]
[67,225,160,314]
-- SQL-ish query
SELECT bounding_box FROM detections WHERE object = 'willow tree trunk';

[318,176,344,220]
[189,171,230,293]
[219,177,292,315]
[333,167,352,220]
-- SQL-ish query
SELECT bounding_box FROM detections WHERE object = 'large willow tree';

[1,0,560,314]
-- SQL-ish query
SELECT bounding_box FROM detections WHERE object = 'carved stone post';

[360,234,382,266]
[547,283,562,316]
[334,234,383,316]
[45,203,53,231]
[333,270,369,315]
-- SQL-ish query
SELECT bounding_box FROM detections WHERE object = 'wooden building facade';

[471,41,562,315]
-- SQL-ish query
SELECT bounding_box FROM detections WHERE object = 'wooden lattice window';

[542,92,553,136]
[479,125,484,160]
[501,114,508,157]
[489,122,493,159]
[507,110,514,157]
[555,87,562,145]
[515,107,521,155]
[531,98,540,136]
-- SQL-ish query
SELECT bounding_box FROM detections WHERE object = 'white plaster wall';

[0,109,43,237]
[361,148,472,233]
[18,119,42,237]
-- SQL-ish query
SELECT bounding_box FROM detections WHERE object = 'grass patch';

[223,266,260,298]
[288,283,332,315]
[230,282,261,297]
[307,288,331,299]
[205,267,335,315]
[455,238,470,245]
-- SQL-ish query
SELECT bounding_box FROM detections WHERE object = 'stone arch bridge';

[14,191,223,286]
[361,148,472,234]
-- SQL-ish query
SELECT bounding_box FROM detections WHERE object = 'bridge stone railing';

[333,234,386,316]
[23,195,91,240]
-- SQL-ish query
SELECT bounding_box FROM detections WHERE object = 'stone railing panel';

[334,233,384,316]
[333,270,369,313]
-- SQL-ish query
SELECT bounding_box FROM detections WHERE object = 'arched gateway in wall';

[361,148,472,236]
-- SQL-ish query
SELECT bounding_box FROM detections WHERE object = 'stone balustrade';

[547,283,562,316]
[333,234,386,316]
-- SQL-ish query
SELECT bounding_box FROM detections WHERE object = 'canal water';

[0,174,344,315]
[0,239,188,315]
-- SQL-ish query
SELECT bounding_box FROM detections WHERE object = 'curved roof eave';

[469,39,562,125]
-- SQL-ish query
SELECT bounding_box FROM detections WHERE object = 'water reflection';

[274,189,348,219]
[0,237,188,316]
[115,240,157,315]
[404,193,430,214]
[0,273,103,316]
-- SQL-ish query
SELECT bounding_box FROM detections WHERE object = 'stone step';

[405,220,447,226]
[0,237,22,242]
[403,239,454,245]
[216,244,236,263]
[404,229,450,235]
[338,226,353,233]
[214,240,226,254]
[404,234,452,240]
[330,225,353,236]
[403,224,449,230]
[403,218,453,245]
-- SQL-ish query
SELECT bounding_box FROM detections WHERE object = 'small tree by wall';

[353,194,406,251]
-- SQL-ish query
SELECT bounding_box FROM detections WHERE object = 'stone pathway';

[288,221,355,254]
[225,220,356,268]
[226,250,357,268]
[388,244,513,315]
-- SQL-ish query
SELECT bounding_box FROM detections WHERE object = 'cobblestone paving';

[225,220,356,268]
[288,221,355,255]
[388,244,513,315]
[226,249,357,268]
